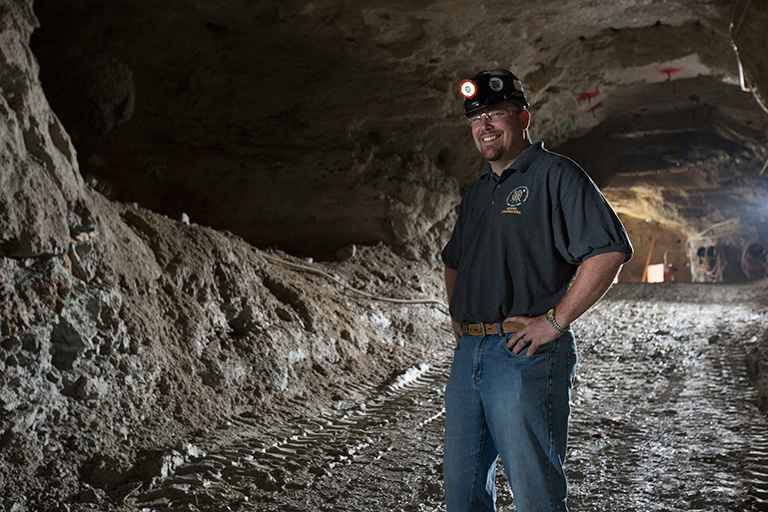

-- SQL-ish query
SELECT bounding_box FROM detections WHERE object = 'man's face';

[469,103,530,166]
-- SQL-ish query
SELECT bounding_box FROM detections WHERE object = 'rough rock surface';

[0,0,767,509]
[28,0,768,258]
[0,1,83,258]
[1,1,452,504]
[0,192,450,507]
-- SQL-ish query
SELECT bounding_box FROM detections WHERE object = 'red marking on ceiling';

[660,67,683,79]
[586,101,603,118]
[660,67,683,93]
[577,89,600,104]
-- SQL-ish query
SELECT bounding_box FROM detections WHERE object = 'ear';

[518,110,531,130]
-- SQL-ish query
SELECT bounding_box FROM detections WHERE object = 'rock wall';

[0,1,83,258]
[1,1,449,506]
[731,0,768,115]
[29,0,468,259]
[29,0,768,261]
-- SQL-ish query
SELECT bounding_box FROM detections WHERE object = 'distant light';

[646,263,665,283]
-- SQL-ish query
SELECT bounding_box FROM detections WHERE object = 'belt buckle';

[463,323,487,337]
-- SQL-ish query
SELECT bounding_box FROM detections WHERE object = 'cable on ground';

[259,252,450,315]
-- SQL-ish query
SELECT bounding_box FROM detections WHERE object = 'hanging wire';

[730,0,768,114]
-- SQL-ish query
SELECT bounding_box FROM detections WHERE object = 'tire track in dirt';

[132,359,453,511]
[130,284,768,512]
[565,288,768,512]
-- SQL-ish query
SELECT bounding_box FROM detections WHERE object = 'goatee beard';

[483,147,502,161]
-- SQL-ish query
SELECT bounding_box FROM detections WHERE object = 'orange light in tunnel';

[646,263,665,283]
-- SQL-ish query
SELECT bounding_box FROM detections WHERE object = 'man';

[441,69,633,512]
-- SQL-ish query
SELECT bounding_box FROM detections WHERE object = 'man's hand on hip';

[504,314,560,356]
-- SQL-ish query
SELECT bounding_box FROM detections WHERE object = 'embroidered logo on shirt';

[502,186,529,214]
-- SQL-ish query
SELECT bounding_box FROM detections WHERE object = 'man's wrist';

[546,308,568,334]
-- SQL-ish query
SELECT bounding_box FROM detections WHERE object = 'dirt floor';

[120,282,768,512]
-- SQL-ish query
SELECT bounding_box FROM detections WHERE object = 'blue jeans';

[443,329,577,512]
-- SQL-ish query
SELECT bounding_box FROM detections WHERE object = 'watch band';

[546,308,568,334]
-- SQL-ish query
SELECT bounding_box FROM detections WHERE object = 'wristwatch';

[546,308,568,334]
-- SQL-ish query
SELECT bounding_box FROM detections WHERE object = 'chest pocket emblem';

[506,186,529,207]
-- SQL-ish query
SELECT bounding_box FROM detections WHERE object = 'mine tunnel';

[1,0,768,510]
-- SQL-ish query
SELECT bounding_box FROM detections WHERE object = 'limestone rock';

[0,1,83,258]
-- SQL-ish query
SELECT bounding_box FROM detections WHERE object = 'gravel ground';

[124,282,768,512]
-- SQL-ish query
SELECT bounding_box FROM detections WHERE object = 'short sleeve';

[551,165,633,265]
[441,201,464,269]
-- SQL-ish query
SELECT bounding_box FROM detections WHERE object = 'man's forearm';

[505,251,627,355]
[444,266,463,340]
[553,251,627,328]
[444,266,457,304]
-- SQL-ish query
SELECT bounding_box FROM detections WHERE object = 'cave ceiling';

[30,0,768,258]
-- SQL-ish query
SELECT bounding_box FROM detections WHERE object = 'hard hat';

[460,69,529,116]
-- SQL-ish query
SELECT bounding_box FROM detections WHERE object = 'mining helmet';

[460,69,529,116]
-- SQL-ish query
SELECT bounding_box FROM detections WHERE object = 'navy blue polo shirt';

[441,141,633,324]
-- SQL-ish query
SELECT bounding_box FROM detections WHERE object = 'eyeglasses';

[467,108,520,126]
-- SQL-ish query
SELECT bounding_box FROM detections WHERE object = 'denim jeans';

[443,329,577,512]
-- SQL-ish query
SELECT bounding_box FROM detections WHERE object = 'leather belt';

[463,321,525,337]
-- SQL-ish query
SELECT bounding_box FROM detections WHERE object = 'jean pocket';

[500,335,553,359]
